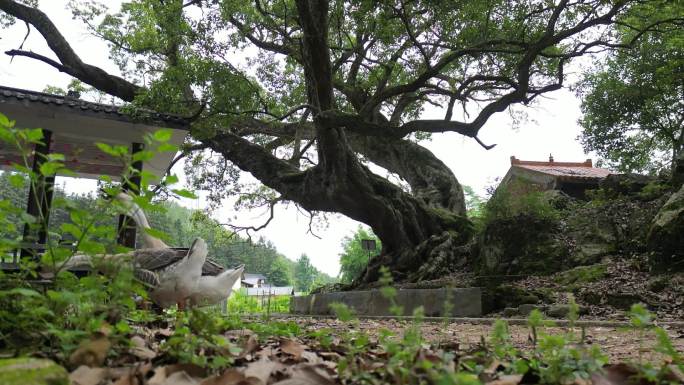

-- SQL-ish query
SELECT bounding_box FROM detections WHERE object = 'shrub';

[482,180,560,225]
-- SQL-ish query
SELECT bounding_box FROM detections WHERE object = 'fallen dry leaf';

[239,334,260,358]
[280,339,306,360]
[163,370,201,385]
[590,363,648,385]
[112,376,139,385]
[485,374,523,385]
[129,335,157,360]
[165,363,208,378]
[148,366,205,385]
[244,357,283,384]
[69,365,109,385]
[667,364,684,383]
[300,350,322,364]
[131,335,146,347]
[156,328,174,337]
[199,369,251,385]
[273,364,336,385]
[69,333,111,367]
[148,367,169,385]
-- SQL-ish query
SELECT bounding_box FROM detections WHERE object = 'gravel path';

[279,316,684,363]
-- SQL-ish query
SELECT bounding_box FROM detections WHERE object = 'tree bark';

[351,135,466,216]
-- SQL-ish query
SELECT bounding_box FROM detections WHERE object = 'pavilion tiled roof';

[510,156,612,181]
[0,85,189,130]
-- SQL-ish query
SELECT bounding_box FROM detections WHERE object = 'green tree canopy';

[265,255,293,286]
[338,226,381,284]
[294,254,316,292]
[577,2,684,173]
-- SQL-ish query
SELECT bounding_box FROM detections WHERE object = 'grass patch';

[554,264,608,286]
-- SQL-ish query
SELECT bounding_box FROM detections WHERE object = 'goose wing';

[134,268,160,288]
[134,248,182,271]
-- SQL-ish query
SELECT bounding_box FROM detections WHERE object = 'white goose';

[114,192,244,308]
[144,237,207,309]
[188,264,245,307]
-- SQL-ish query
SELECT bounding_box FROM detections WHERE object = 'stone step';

[291,287,482,317]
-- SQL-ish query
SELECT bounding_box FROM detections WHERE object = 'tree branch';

[0,0,140,101]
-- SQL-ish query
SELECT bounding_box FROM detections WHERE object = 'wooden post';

[21,129,54,259]
[117,142,144,248]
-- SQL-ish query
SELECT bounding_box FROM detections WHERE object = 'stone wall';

[291,288,482,317]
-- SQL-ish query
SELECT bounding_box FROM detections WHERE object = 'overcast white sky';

[0,1,595,276]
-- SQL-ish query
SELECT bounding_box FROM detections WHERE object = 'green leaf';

[20,212,37,224]
[39,161,63,176]
[24,128,44,143]
[164,174,179,185]
[77,240,106,255]
[60,223,83,239]
[96,142,128,157]
[172,189,197,199]
[7,288,42,298]
[152,129,173,142]
[96,142,117,156]
[12,164,33,175]
[47,153,65,161]
[132,150,155,162]
[69,209,87,226]
[8,173,25,188]
[157,143,178,152]
[0,112,10,127]
[47,247,73,262]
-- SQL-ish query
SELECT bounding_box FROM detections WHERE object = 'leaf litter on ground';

[44,310,684,385]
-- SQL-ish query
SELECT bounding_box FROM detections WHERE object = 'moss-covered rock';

[648,184,684,271]
[0,358,68,385]
[477,214,569,276]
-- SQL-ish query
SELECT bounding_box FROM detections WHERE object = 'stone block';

[291,287,481,317]
[518,304,543,315]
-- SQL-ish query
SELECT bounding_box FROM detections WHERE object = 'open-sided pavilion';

[0,85,189,264]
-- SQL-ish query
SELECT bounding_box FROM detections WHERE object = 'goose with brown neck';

[114,192,243,308]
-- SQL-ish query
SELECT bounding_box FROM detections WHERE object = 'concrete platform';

[291,287,481,317]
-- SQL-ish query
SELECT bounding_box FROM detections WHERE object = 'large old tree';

[0,0,676,283]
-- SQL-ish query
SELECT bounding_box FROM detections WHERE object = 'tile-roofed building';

[0,85,188,129]
[0,85,189,179]
[499,155,612,199]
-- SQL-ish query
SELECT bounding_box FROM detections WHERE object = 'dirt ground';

[287,317,684,363]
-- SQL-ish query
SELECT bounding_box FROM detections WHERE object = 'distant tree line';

[0,172,334,290]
